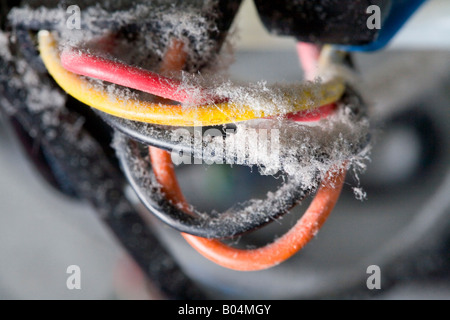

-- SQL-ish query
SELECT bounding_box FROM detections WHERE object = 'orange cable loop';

[148,39,348,271]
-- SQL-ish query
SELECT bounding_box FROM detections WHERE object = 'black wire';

[97,110,194,154]
[0,32,206,300]
[100,85,369,239]
[8,116,79,198]
[115,133,311,239]
[97,110,238,162]
[98,83,370,162]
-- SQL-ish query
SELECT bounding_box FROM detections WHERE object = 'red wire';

[286,103,337,121]
[60,49,213,104]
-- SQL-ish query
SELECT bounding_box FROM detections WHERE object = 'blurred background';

[0,0,449,299]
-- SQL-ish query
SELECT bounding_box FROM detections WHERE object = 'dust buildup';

[114,132,310,238]
[9,1,223,72]
[205,77,330,114]
[0,33,13,62]
[0,30,66,127]
[195,106,370,190]
[6,2,372,194]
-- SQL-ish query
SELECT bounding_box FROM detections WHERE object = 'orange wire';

[149,39,347,271]
[152,147,347,271]
[159,39,187,74]
[149,39,192,214]
[149,147,193,214]
[181,169,346,271]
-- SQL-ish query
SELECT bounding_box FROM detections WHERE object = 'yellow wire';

[38,31,346,127]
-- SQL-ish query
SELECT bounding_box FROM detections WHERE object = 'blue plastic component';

[338,0,428,52]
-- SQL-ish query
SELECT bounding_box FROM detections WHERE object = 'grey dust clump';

[0,30,66,128]
[9,0,224,72]
[207,106,371,192]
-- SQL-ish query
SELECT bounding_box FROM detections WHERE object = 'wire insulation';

[150,141,347,270]
[60,47,214,104]
[182,168,347,271]
[148,40,347,271]
[38,29,351,270]
[287,42,338,121]
[39,31,346,127]
[117,136,309,239]
[149,39,193,214]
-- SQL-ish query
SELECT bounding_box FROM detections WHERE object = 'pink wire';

[289,42,338,122]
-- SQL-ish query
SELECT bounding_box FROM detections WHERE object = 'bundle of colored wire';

[145,40,347,271]
[152,144,347,271]
[38,31,346,127]
[38,28,352,271]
